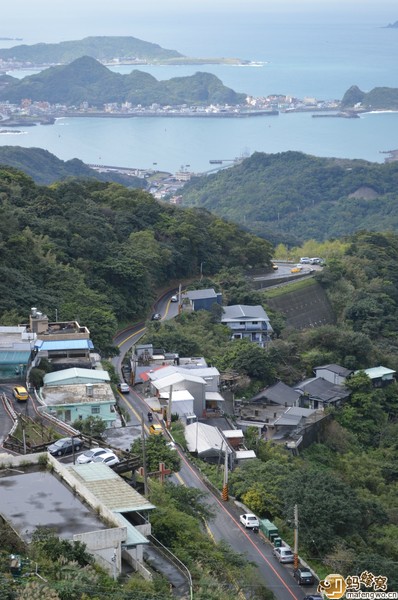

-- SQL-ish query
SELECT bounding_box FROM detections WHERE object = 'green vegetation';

[0,168,272,354]
[180,151,398,245]
[0,35,183,64]
[341,84,398,109]
[0,147,146,187]
[131,435,181,473]
[0,56,247,106]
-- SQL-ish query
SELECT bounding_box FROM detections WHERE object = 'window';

[91,406,100,415]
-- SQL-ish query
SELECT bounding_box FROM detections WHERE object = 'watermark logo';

[318,571,396,600]
[318,574,346,599]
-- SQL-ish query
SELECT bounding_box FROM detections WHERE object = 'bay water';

[1,4,398,173]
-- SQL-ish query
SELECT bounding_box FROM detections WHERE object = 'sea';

[1,3,398,174]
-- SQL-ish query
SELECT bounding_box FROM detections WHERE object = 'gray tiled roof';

[251,381,300,405]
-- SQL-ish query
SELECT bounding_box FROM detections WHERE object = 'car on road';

[294,567,315,585]
[300,257,311,264]
[117,382,130,393]
[239,513,260,529]
[12,386,29,401]
[170,294,178,302]
[76,447,111,464]
[291,265,302,273]
[273,546,294,563]
[149,423,163,436]
[309,257,321,264]
[272,263,278,270]
[151,313,161,321]
[91,451,120,466]
[48,437,82,457]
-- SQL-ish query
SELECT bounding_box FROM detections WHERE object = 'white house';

[221,305,273,347]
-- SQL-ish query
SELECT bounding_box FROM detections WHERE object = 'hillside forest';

[2,161,398,594]
[179,151,398,246]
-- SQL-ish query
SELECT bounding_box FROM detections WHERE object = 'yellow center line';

[117,326,146,348]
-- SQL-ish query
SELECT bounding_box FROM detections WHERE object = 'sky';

[1,0,396,50]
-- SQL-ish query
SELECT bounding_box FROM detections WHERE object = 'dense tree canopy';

[0,168,273,354]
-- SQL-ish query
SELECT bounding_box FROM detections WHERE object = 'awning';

[159,389,194,402]
[205,391,225,402]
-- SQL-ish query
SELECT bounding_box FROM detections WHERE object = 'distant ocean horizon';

[1,7,398,173]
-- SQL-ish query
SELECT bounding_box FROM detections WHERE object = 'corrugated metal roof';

[36,339,94,351]
[68,463,155,513]
[185,422,232,455]
[152,372,206,390]
[185,288,218,300]
[159,389,194,401]
[222,304,270,321]
[0,350,31,365]
[44,368,110,385]
[360,366,396,379]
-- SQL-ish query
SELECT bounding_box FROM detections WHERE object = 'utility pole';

[293,503,299,570]
[167,384,173,429]
[222,443,229,501]
[141,413,149,497]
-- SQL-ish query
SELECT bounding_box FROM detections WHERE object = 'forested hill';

[341,84,398,110]
[0,57,246,106]
[0,167,272,353]
[0,36,183,64]
[0,146,146,187]
[179,151,398,245]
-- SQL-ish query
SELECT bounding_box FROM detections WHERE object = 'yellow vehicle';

[291,266,302,273]
[149,423,163,436]
[13,386,29,401]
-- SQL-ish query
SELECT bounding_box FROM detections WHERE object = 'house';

[181,288,222,312]
[39,369,117,427]
[144,365,224,418]
[250,381,301,407]
[185,422,232,461]
[356,366,396,387]
[294,376,350,409]
[238,381,301,423]
[0,325,36,381]
[33,339,95,370]
[314,364,353,385]
[221,305,273,347]
[266,406,317,441]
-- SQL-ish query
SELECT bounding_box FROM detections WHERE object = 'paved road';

[112,292,318,600]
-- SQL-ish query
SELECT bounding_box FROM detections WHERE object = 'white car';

[300,257,311,264]
[91,451,120,466]
[239,513,260,529]
[273,546,294,563]
[170,294,178,302]
[117,382,130,393]
[76,447,111,464]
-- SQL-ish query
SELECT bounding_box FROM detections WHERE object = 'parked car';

[239,513,260,529]
[294,567,315,585]
[117,382,130,393]
[149,423,163,436]
[91,451,120,466]
[170,294,178,302]
[300,257,311,264]
[48,437,82,457]
[151,313,161,321]
[273,546,294,563]
[12,386,29,401]
[76,447,111,464]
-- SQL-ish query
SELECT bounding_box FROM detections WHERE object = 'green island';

[0,35,249,66]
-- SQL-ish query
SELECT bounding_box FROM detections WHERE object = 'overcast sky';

[1,0,396,48]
